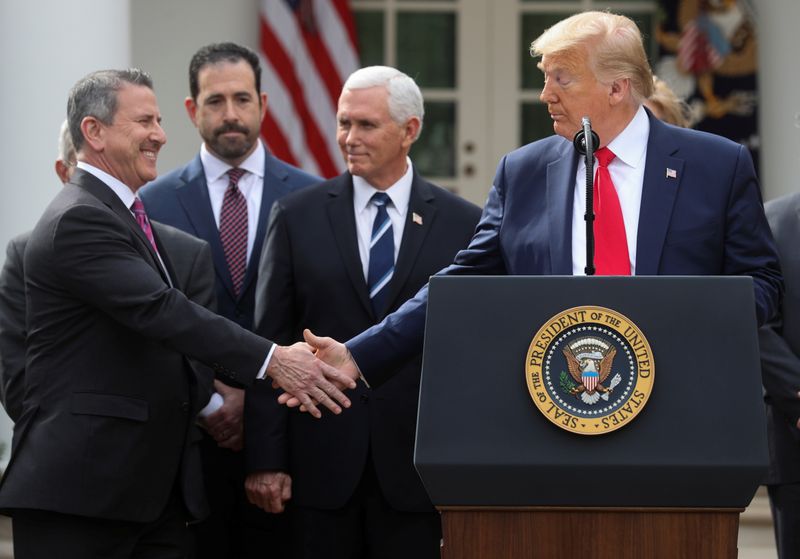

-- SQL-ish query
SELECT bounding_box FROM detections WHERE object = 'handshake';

[266,329,360,418]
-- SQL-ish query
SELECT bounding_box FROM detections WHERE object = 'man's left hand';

[202,380,244,451]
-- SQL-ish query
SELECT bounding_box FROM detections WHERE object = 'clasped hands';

[266,329,359,418]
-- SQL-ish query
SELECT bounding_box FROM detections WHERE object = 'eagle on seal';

[564,345,617,404]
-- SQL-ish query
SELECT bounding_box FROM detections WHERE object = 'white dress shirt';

[352,158,414,281]
[201,140,266,264]
[571,105,650,275]
[199,143,272,378]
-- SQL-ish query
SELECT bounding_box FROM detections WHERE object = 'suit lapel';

[546,143,578,275]
[72,169,171,285]
[381,173,436,317]
[326,175,374,318]
[636,114,683,275]
[175,155,236,297]
[149,225,178,288]
[240,153,295,298]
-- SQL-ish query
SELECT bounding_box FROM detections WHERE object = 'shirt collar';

[200,139,266,182]
[76,161,137,210]
[352,157,414,215]
[605,105,649,169]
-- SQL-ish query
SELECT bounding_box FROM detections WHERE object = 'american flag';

[259,0,360,178]
[582,370,599,393]
[677,19,724,76]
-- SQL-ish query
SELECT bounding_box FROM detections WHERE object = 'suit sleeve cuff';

[257,345,277,380]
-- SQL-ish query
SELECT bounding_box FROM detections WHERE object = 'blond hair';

[530,11,654,103]
[645,76,690,128]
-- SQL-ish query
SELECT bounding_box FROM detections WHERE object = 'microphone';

[573,117,599,155]
[573,117,600,276]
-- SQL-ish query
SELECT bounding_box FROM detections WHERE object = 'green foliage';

[560,371,576,395]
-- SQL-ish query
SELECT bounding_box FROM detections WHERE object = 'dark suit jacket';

[760,192,800,485]
[0,169,270,523]
[349,111,783,387]
[251,172,481,510]
[0,222,216,422]
[0,233,28,422]
[140,150,320,470]
[140,149,320,332]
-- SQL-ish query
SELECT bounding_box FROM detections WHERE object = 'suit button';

[360,394,369,403]
[180,402,190,412]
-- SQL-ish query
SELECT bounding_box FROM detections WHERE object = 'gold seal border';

[525,305,655,436]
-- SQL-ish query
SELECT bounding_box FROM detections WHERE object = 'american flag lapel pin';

[666,168,677,179]
[412,212,423,225]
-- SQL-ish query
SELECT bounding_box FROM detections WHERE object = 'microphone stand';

[573,117,599,276]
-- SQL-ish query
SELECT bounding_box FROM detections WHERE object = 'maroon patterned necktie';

[131,197,159,255]
[219,168,248,296]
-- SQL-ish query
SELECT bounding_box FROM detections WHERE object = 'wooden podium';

[438,508,740,558]
[416,277,767,559]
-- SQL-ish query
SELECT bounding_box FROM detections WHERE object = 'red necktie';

[131,197,159,255]
[219,168,248,296]
[593,147,630,275]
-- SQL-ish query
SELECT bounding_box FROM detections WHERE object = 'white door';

[351,0,658,206]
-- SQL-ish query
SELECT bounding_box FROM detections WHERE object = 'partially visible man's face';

[538,50,614,144]
[99,84,166,190]
[336,86,417,190]
[186,59,267,167]
[55,156,75,184]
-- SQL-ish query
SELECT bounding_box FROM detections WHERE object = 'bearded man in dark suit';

[139,43,321,558]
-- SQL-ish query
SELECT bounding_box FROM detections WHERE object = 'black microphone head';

[573,129,600,155]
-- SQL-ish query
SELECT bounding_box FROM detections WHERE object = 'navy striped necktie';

[219,168,248,296]
[367,192,394,316]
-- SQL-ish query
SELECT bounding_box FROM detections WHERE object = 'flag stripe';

[266,0,343,170]
[261,109,297,167]
[260,54,321,176]
[331,0,359,53]
[290,6,342,110]
[259,16,338,177]
[320,0,361,81]
[259,0,358,179]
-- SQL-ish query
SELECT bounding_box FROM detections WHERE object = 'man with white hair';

[250,65,481,558]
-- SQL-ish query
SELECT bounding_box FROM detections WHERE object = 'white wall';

[0,0,131,466]
[130,0,260,175]
[757,0,800,201]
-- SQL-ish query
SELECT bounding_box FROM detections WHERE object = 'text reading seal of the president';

[525,306,654,435]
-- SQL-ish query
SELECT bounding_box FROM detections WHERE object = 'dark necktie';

[219,168,248,296]
[367,192,395,315]
[131,197,159,255]
[593,147,630,275]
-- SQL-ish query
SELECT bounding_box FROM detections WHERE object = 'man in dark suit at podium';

[280,11,781,395]
[251,66,481,558]
[759,193,800,558]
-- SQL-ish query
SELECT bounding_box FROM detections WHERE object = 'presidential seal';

[525,306,654,435]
